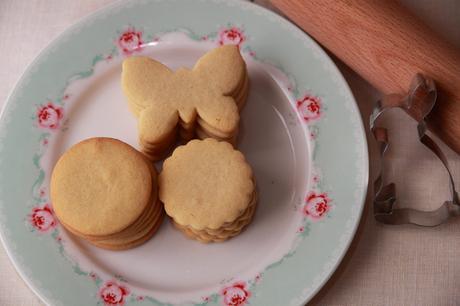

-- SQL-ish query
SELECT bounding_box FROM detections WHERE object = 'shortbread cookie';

[122,45,248,160]
[159,139,256,242]
[93,210,162,245]
[92,212,164,250]
[195,126,237,146]
[50,137,163,250]
[172,190,257,243]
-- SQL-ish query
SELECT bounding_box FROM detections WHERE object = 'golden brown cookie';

[51,137,163,250]
[90,205,164,246]
[122,45,248,159]
[195,126,237,147]
[159,139,257,242]
[91,211,164,251]
[172,190,257,243]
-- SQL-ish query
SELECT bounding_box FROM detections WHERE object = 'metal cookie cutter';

[370,74,460,226]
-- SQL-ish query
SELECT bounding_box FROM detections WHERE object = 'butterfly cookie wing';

[138,105,179,146]
[122,56,174,112]
[193,45,246,96]
[196,95,240,134]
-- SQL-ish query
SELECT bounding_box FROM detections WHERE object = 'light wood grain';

[272,0,460,154]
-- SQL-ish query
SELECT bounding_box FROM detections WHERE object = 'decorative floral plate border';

[0,1,368,305]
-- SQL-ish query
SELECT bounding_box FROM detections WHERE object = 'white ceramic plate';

[0,1,368,305]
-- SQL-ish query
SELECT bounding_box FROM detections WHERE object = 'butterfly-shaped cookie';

[121,45,248,160]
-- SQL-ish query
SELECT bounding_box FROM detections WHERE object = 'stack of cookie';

[50,138,164,250]
[159,139,257,243]
[194,64,249,145]
[121,45,249,160]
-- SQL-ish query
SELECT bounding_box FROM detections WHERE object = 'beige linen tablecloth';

[1,1,459,305]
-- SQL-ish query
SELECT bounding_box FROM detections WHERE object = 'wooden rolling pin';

[271,0,460,154]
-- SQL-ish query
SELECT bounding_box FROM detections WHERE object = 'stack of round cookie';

[121,45,249,161]
[50,138,164,250]
[159,139,257,243]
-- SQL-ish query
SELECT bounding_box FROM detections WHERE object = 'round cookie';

[64,158,160,242]
[91,206,164,246]
[172,197,257,243]
[92,212,165,251]
[172,189,257,243]
[51,137,154,237]
[159,139,255,232]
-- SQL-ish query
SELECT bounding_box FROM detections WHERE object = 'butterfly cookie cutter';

[370,74,460,226]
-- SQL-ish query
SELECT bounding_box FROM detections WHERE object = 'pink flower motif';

[221,281,250,306]
[99,281,130,306]
[297,226,305,233]
[29,204,56,232]
[118,28,143,55]
[136,296,144,301]
[89,272,97,280]
[218,27,245,47]
[37,103,63,129]
[304,192,331,219]
[297,95,321,122]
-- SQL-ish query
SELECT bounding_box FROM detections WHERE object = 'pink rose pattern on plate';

[118,28,143,55]
[37,102,63,129]
[99,281,130,306]
[220,281,251,306]
[218,27,245,47]
[28,25,332,306]
[29,204,57,232]
[304,192,331,220]
[296,94,322,122]
[296,93,332,222]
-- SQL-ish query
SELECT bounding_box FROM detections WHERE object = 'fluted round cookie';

[172,191,258,243]
[159,138,255,230]
[50,137,154,237]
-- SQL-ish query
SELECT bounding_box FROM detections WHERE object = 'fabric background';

[0,0,459,305]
